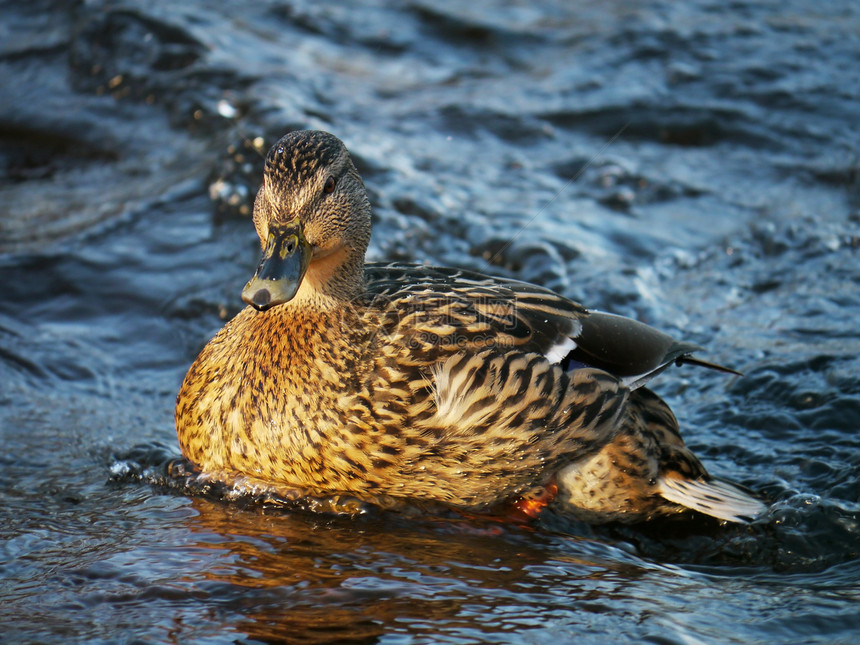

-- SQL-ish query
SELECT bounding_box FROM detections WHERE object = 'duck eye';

[323,176,336,194]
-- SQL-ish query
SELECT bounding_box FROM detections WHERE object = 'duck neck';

[288,244,366,312]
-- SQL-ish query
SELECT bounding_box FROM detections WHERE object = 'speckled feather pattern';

[176,130,765,523]
[177,264,625,508]
[555,388,707,522]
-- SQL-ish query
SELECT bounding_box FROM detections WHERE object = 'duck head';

[241,130,372,311]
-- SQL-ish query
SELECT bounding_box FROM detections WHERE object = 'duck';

[175,130,766,524]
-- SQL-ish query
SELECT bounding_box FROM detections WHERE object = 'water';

[2,0,859,642]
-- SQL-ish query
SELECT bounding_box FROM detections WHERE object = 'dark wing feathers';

[568,311,741,387]
[364,262,582,359]
[363,262,733,385]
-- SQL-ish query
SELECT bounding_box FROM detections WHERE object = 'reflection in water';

[177,497,653,643]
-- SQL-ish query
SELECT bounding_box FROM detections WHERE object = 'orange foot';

[509,480,559,521]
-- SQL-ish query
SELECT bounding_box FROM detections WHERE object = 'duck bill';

[241,222,310,311]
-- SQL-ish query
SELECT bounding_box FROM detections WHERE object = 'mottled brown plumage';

[175,130,765,523]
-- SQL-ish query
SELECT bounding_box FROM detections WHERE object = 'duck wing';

[566,311,741,389]
[362,262,736,387]
[363,262,583,360]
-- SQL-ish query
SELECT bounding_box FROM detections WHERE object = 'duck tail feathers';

[657,475,766,523]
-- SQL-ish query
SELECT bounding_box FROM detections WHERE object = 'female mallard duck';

[176,130,765,524]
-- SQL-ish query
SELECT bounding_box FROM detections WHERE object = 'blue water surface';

[1,1,859,642]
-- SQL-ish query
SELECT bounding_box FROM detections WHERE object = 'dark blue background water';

[2,1,859,642]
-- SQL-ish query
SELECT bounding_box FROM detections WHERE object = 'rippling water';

[2,1,859,642]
